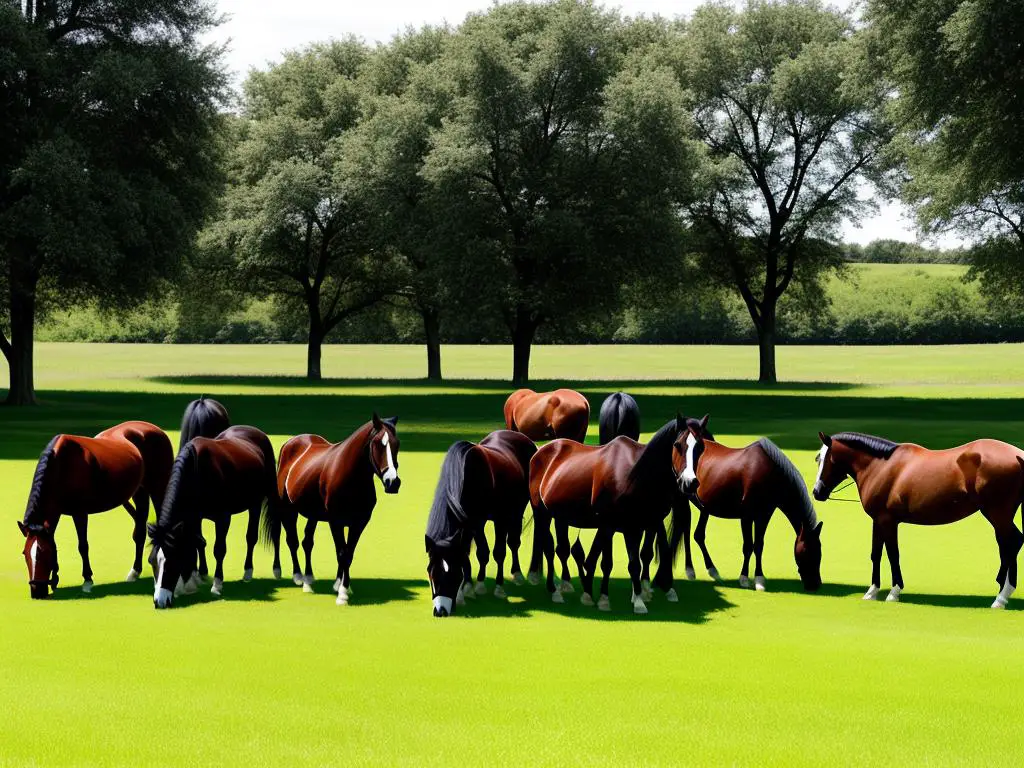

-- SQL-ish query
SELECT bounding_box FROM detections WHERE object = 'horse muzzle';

[812,482,828,502]
[29,582,50,600]
[383,476,401,494]
[432,595,453,617]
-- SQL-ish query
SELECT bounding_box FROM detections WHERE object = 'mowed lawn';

[3,343,1024,767]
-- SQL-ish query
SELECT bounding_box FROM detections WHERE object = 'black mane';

[425,441,476,551]
[833,432,899,459]
[757,438,818,530]
[156,442,199,532]
[179,396,230,451]
[23,436,60,526]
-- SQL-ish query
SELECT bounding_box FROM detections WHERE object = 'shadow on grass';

[450,577,735,624]
[751,577,1018,610]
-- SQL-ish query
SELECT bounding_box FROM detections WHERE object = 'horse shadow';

[453,577,735,624]
[265,577,420,607]
[51,576,281,605]
[759,578,1019,609]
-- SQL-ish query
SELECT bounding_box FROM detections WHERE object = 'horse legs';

[211,517,229,596]
[571,535,592,604]
[554,520,574,594]
[283,509,302,584]
[300,518,318,592]
[881,518,903,602]
[337,520,365,605]
[862,518,884,600]
[638,526,656,601]
[197,527,210,581]
[625,529,646,614]
[752,515,769,592]
[596,528,614,611]
[243,506,259,582]
[507,509,525,585]
[492,518,508,598]
[694,509,719,581]
[126,492,147,582]
[739,517,754,588]
[983,508,1024,608]
[681,504,696,581]
[542,515,562,603]
[474,525,491,595]
[73,514,93,593]
[328,518,347,594]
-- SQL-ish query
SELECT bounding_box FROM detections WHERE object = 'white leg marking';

[580,592,594,606]
[665,587,679,603]
[125,568,139,583]
[292,572,304,586]
[597,594,611,612]
[455,585,466,606]
[551,588,565,604]
[738,574,750,588]
[333,578,342,593]
[512,571,525,586]
[336,585,349,605]
[641,579,653,601]
[993,575,1015,609]
[885,585,902,602]
[474,580,487,596]
[273,567,282,579]
[863,584,880,600]
[493,584,507,599]
[183,575,198,595]
[81,580,93,594]
[211,577,224,596]
[302,576,314,594]
[527,570,540,586]
[632,591,648,615]
[559,579,574,594]
[754,575,767,592]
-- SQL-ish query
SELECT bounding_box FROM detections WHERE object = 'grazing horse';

[504,388,590,443]
[813,431,1024,607]
[179,396,230,450]
[265,414,401,606]
[17,422,173,599]
[424,430,536,616]
[149,426,278,608]
[673,416,823,592]
[599,391,640,445]
[528,417,700,614]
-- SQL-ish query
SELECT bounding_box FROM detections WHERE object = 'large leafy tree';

[869,0,1024,298]
[421,0,699,384]
[0,0,227,403]
[678,0,891,383]
[206,40,395,379]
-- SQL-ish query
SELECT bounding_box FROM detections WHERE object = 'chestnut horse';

[17,421,173,599]
[673,416,823,592]
[424,430,536,616]
[148,425,278,608]
[529,417,700,614]
[813,431,1024,607]
[504,388,590,443]
[265,414,401,606]
[179,396,230,450]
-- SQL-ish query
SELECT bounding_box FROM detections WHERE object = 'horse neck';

[337,423,375,479]
[837,442,886,488]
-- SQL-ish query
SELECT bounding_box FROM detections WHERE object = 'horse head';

[425,537,463,618]
[672,413,710,496]
[18,521,58,599]
[812,432,843,501]
[369,413,401,494]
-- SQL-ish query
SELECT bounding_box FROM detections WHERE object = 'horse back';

[479,431,536,505]
[59,433,145,514]
[99,420,174,502]
[697,441,775,513]
[531,439,632,510]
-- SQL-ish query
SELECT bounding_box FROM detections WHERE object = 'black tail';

[258,437,282,551]
[23,436,60,526]
[599,392,640,445]
[179,396,230,451]
[666,489,692,566]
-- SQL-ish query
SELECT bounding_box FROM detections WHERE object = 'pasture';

[3,342,1024,767]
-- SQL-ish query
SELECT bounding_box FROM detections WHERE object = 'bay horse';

[528,417,701,614]
[504,388,590,443]
[148,425,277,608]
[265,414,401,606]
[673,416,823,592]
[17,421,173,599]
[179,396,230,450]
[813,431,1024,607]
[424,430,536,616]
[599,391,640,445]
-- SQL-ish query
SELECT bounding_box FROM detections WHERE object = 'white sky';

[208,0,956,248]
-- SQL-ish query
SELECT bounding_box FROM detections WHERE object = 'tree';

[206,41,394,379]
[0,0,227,403]
[678,1,891,382]
[869,1,1024,297]
[421,0,699,384]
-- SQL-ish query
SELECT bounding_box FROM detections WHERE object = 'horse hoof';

[559,579,574,594]
[456,587,466,607]
[273,567,282,580]
[738,575,750,588]
[474,581,487,596]
[183,577,198,595]
[462,583,477,600]
[333,578,342,593]
[665,588,679,603]
[685,567,696,581]
[597,595,611,612]
[336,587,349,605]
[81,580,93,594]
[292,573,304,586]
[211,578,224,596]
[551,590,565,604]
[708,568,721,582]
[174,577,185,597]
[580,592,594,607]
[885,586,902,603]
[302,581,315,594]
[494,585,507,599]
[512,572,525,586]
[754,576,767,592]
[632,597,648,615]
[992,597,1007,609]
[243,568,253,583]
[125,569,139,583]
[527,571,541,586]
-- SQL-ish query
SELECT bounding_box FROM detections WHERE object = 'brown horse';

[813,431,1024,607]
[149,425,278,608]
[17,421,173,599]
[265,414,401,605]
[424,430,536,616]
[528,417,698,613]
[672,416,823,592]
[504,388,590,443]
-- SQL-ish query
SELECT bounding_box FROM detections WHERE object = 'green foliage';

[846,239,967,264]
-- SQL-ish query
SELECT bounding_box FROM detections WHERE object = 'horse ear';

[424,535,431,554]
[814,521,823,535]
[372,412,383,431]
[385,416,398,428]
[699,414,709,431]
[675,412,685,432]
[17,520,27,537]
[818,432,832,447]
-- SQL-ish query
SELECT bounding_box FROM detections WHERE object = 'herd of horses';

[17,388,1024,615]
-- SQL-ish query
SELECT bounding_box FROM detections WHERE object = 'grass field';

[3,342,1024,767]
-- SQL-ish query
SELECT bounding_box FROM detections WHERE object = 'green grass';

[3,342,1024,766]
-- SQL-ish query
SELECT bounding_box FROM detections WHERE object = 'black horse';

[425,431,536,617]
[599,392,640,445]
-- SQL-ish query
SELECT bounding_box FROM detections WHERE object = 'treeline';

[843,240,968,265]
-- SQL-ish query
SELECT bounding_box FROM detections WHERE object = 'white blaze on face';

[814,445,828,491]
[433,595,453,615]
[381,431,398,484]
[681,433,698,486]
[30,540,39,577]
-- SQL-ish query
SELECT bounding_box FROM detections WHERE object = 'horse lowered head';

[18,521,58,599]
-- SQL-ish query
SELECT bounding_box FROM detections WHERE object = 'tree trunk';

[6,267,38,405]
[423,308,442,381]
[306,328,323,380]
[511,308,537,385]
[756,304,777,384]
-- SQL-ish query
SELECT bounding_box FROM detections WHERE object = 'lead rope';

[825,478,861,503]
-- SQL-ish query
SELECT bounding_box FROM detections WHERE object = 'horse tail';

[666,489,691,566]
[526,450,551,577]
[259,438,283,551]
[23,436,61,526]
[179,396,230,451]
[599,392,640,445]
[757,438,818,531]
